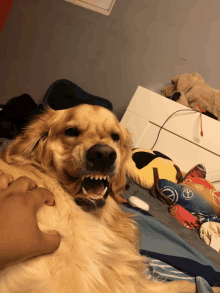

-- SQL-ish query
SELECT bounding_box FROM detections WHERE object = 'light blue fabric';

[146,256,195,283]
[146,257,216,292]
[196,277,215,293]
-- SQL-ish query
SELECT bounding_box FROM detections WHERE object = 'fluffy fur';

[0,104,217,292]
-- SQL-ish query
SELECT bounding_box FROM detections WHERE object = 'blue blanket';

[121,202,220,291]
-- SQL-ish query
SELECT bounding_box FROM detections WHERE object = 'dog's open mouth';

[74,174,110,212]
[79,175,109,200]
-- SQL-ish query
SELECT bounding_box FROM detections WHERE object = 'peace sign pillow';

[157,179,216,215]
[157,164,220,216]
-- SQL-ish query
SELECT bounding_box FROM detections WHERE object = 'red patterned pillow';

[179,164,220,215]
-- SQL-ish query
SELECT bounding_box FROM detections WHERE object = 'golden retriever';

[0,104,218,292]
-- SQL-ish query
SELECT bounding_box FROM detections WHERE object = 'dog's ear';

[4,106,54,165]
[110,126,133,201]
[110,165,128,202]
[171,75,179,86]
[120,126,133,154]
[172,74,194,93]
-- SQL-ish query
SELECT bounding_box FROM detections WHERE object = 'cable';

[150,107,220,189]
[151,108,198,150]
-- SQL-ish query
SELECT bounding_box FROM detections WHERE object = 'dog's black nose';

[86,144,117,169]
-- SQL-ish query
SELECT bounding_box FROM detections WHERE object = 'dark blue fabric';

[121,202,220,287]
[43,79,113,111]
[191,211,220,224]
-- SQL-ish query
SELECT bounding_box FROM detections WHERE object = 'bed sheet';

[121,176,220,272]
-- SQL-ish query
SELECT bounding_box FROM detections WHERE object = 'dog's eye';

[111,133,120,141]
[65,127,80,137]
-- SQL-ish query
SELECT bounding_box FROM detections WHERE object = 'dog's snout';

[86,144,117,168]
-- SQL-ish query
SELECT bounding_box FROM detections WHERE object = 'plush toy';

[126,148,183,189]
[125,148,184,208]
[161,73,220,121]
[154,164,220,229]
[124,149,220,228]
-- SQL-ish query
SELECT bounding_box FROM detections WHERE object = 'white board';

[120,86,220,191]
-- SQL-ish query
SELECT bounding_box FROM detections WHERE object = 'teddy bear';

[161,73,220,121]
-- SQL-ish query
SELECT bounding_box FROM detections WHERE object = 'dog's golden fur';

[0,104,218,292]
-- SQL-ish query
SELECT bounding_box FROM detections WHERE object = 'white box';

[64,0,116,16]
[121,86,220,187]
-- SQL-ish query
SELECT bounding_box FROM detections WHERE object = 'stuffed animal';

[126,148,184,189]
[125,149,220,227]
[125,149,184,208]
[154,163,220,230]
[161,73,220,121]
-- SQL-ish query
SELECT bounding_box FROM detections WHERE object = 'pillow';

[126,148,184,190]
[169,204,200,229]
[156,164,220,216]
[157,179,215,214]
[179,164,220,215]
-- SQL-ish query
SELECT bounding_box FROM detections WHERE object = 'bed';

[121,176,220,278]
[120,86,220,287]
[0,85,220,290]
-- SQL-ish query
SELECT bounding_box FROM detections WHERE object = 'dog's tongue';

[83,178,105,195]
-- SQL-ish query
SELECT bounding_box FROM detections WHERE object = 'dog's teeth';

[82,187,88,196]
[87,194,103,199]
[101,186,108,196]
[84,174,109,181]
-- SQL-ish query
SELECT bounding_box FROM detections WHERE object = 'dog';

[0,104,218,292]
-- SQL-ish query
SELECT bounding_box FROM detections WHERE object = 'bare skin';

[0,172,61,271]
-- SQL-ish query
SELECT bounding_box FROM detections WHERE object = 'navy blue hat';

[43,79,113,111]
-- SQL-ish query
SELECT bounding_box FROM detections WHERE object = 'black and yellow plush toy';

[124,148,220,224]
[125,148,184,207]
[126,148,183,189]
